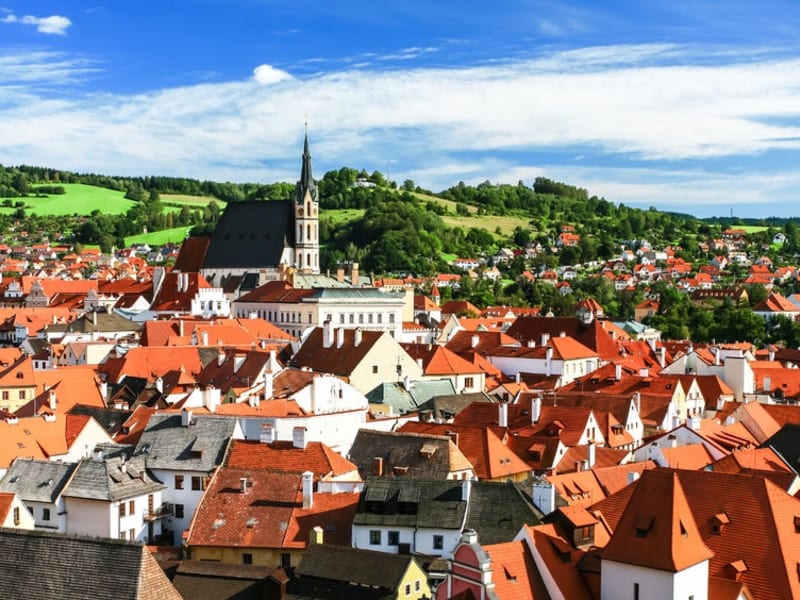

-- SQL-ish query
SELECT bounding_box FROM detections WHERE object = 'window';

[129,528,136,541]
[349,313,354,324]
[42,507,50,521]
[464,377,474,389]
[415,580,421,591]
[405,583,411,595]
[1,391,8,400]
[369,530,381,545]
[634,583,639,600]
[433,534,444,550]
[242,553,253,565]
[372,365,379,374]
[18,390,24,400]
[175,475,184,490]
[281,553,291,568]
[359,313,364,324]
[13,507,19,526]
[119,531,127,540]
[389,313,395,324]
[388,531,399,546]
[175,504,185,519]
[119,503,126,518]
[129,500,135,514]
[191,476,204,491]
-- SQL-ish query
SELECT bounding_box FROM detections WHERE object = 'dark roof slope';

[0,458,77,503]
[171,560,275,600]
[202,201,294,270]
[296,544,418,589]
[0,527,182,599]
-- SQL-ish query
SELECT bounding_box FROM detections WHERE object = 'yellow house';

[0,353,37,412]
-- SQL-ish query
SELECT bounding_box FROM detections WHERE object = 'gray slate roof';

[354,477,468,530]
[366,379,456,415]
[64,454,163,501]
[354,477,541,544]
[171,560,275,600]
[136,413,237,473]
[296,543,418,589]
[202,201,294,270]
[0,458,77,503]
[348,429,468,479]
[0,527,182,600]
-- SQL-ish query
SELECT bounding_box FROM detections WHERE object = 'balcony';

[143,503,174,521]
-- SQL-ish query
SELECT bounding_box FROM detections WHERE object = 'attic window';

[794,516,800,533]
[16,372,22,378]
[679,520,688,538]
[712,512,730,534]
[634,515,653,538]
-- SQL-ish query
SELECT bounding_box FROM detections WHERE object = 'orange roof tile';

[601,470,713,572]
[226,439,358,478]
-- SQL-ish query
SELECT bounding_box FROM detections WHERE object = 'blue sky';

[2,1,800,217]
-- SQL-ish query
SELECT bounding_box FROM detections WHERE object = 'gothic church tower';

[294,129,320,274]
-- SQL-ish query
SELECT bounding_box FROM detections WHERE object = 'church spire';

[297,124,317,204]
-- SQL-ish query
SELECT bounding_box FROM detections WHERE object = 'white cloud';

[2,44,800,216]
[252,64,292,85]
[2,13,71,35]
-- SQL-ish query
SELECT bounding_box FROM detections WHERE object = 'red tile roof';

[601,470,713,572]
[593,468,800,599]
[187,469,358,550]
[226,439,358,478]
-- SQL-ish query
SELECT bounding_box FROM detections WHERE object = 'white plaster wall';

[151,468,210,539]
[601,559,708,600]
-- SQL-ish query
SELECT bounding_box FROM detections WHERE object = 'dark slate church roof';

[202,200,295,270]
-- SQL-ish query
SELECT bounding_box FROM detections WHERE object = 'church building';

[177,131,321,290]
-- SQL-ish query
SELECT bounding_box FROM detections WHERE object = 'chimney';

[541,332,550,346]
[659,346,666,368]
[615,363,622,381]
[92,311,97,326]
[259,422,275,444]
[264,369,274,400]
[575,461,582,472]
[527,340,536,348]
[498,402,508,428]
[181,409,192,427]
[240,477,248,494]
[546,346,553,377]
[322,319,333,348]
[446,431,460,447]
[202,331,209,346]
[532,395,542,423]
[351,262,359,286]
[217,349,225,367]
[336,267,345,283]
[301,471,314,509]
[668,434,677,448]
[714,347,721,366]
[48,390,57,411]
[336,327,344,349]
[587,441,596,468]
[532,478,555,515]
[178,319,184,338]
[515,372,521,384]
[374,456,384,477]
[461,478,472,502]
[471,334,479,349]
[292,426,308,449]
[639,367,649,378]
[93,448,104,461]
[354,328,362,347]
[204,386,220,414]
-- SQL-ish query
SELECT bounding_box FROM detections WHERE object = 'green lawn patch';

[2,183,136,216]
[125,227,191,246]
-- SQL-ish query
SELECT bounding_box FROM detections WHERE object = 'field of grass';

[161,194,226,208]
[407,191,524,237]
[738,225,769,233]
[2,183,137,216]
[124,226,191,246]
[324,208,365,225]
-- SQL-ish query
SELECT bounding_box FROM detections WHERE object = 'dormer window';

[712,512,730,534]
[634,515,653,538]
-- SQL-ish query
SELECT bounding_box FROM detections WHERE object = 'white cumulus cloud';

[252,64,292,85]
[2,13,72,35]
